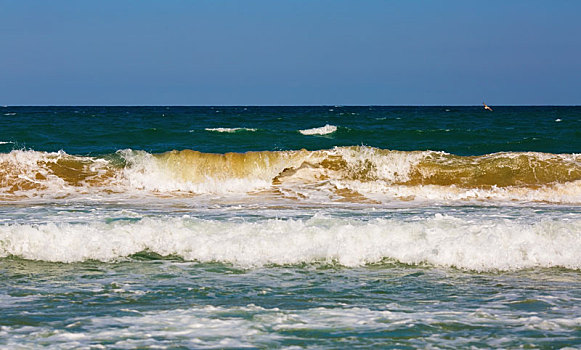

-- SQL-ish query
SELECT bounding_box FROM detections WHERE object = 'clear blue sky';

[1,1,580,105]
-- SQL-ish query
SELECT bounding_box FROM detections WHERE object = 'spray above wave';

[0,147,580,202]
[1,215,581,270]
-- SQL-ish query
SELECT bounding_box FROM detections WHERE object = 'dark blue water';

[1,106,579,155]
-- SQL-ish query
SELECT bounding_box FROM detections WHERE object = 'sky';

[1,1,580,106]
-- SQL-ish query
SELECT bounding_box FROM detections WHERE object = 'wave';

[204,128,257,133]
[299,124,337,135]
[0,147,580,202]
[0,150,119,198]
[1,215,580,270]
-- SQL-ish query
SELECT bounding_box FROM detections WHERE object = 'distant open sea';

[1,106,580,348]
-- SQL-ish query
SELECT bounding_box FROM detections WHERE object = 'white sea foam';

[2,302,580,348]
[334,146,429,183]
[299,124,337,135]
[204,127,257,133]
[1,215,580,271]
[0,150,117,198]
[332,180,581,204]
[0,306,264,349]
[0,294,39,308]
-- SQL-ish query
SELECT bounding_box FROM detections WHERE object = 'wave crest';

[0,150,117,198]
[2,216,581,271]
[299,124,337,135]
[1,147,580,202]
[204,128,257,133]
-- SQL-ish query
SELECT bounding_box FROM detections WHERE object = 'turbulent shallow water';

[1,106,580,348]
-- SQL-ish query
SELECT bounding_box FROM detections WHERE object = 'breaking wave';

[1,215,580,271]
[299,124,337,135]
[0,147,580,203]
[204,128,257,133]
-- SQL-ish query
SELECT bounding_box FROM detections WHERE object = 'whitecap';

[2,215,581,271]
[204,128,257,133]
[299,124,337,136]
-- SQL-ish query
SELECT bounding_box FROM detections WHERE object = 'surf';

[2,215,581,271]
[1,147,580,203]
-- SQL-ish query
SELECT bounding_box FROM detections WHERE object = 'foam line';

[2,215,580,270]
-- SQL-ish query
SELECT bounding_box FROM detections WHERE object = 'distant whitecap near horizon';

[299,124,338,136]
[204,127,257,133]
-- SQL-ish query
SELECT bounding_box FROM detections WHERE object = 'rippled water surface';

[2,259,581,348]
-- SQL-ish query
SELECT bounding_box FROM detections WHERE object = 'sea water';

[1,106,580,348]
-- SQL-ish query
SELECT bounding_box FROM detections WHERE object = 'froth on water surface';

[1,203,580,271]
[2,258,581,348]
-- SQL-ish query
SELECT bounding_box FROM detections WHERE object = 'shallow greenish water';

[2,259,581,348]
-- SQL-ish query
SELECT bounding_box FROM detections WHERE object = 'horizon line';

[3,104,580,107]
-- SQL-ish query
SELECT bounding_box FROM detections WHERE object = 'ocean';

[1,106,580,348]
